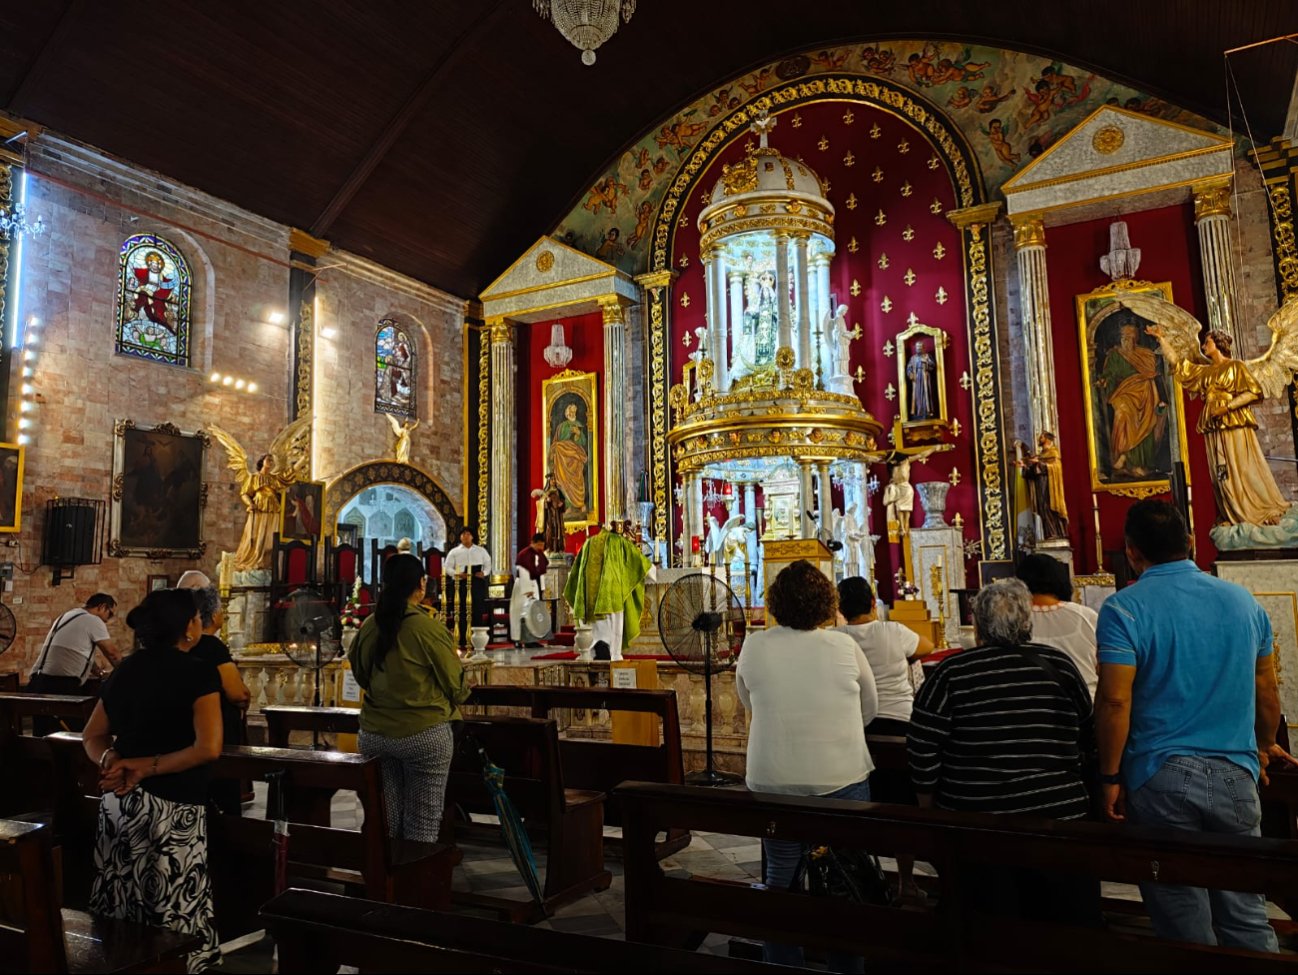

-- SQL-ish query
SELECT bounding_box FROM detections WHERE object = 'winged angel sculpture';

[209,416,312,571]
[1120,292,1298,546]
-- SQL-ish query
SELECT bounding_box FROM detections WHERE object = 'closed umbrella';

[464,734,544,910]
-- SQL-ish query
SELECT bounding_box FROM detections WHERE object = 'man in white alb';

[445,527,491,626]
[28,593,122,733]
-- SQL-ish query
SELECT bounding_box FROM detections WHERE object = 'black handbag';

[791,845,894,906]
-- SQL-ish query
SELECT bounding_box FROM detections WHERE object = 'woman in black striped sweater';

[909,577,1100,923]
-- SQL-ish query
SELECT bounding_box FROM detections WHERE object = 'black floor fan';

[657,572,746,786]
[276,586,342,748]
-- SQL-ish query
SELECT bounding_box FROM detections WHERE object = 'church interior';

[3,2,1298,971]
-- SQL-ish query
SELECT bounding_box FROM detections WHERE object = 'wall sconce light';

[268,310,286,325]
[210,372,259,394]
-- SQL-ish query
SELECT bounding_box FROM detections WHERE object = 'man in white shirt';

[28,593,121,732]
[444,527,491,627]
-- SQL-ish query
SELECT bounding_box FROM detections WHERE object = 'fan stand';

[685,623,741,787]
[311,632,323,749]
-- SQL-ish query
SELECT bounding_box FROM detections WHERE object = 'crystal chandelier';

[542,322,573,368]
[533,0,635,66]
[0,202,43,241]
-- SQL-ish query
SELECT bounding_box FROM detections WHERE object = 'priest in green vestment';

[564,526,651,660]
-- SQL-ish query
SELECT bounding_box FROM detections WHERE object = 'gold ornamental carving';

[720,154,758,196]
[1011,213,1046,250]
[535,249,555,273]
[477,330,490,539]
[598,295,629,325]
[295,297,314,419]
[487,318,514,345]
[1192,178,1232,220]
[1091,125,1125,155]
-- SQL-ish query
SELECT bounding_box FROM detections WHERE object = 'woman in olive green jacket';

[347,553,469,842]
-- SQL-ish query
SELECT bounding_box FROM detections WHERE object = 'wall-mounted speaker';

[43,498,106,583]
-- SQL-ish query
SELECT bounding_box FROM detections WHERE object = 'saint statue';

[536,472,568,553]
[1095,319,1166,478]
[1017,432,1068,540]
[827,303,851,378]
[741,270,779,368]
[882,460,914,543]
[385,413,419,464]
[721,518,750,567]
[209,415,312,572]
[1124,292,1298,528]
[906,340,939,420]
[843,503,868,578]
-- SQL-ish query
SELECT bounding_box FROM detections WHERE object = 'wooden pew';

[617,781,1298,973]
[0,818,199,973]
[265,683,690,857]
[42,734,457,940]
[0,673,17,692]
[0,694,97,817]
[261,887,791,973]
[448,715,611,920]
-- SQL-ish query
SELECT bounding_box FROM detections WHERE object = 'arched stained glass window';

[115,234,192,366]
[375,319,416,418]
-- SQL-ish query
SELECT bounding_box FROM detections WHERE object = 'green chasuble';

[563,530,651,651]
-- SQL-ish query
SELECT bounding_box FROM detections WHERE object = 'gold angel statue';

[209,416,312,571]
[385,413,419,464]
[1121,293,1298,528]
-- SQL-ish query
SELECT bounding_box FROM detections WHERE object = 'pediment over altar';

[1002,106,1233,217]
[480,236,640,322]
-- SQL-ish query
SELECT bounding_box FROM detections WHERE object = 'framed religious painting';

[280,480,325,540]
[541,369,599,531]
[0,443,25,533]
[110,420,208,558]
[1076,280,1191,497]
[895,321,949,444]
[146,574,171,594]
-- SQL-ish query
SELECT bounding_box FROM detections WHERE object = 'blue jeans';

[762,779,871,973]
[1126,756,1278,953]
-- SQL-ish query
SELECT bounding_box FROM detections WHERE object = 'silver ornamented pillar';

[1193,177,1240,345]
[794,234,813,371]
[816,461,832,537]
[775,233,793,352]
[711,255,730,392]
[487,317,515,577]
[728,269,745,391]
[1012,214,1060,442]
[600,296,630,522]
[799,461,815,538]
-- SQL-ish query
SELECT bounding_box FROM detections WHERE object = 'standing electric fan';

[657,572,746,785]
[276,586,342,747]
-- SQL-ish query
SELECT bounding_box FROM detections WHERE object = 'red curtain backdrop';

[669,101,977,594]
[1041,203,1216,571]
[518,309,605,556]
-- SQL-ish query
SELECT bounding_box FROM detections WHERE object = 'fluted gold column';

[1011,213,1060,442]
[1193,177,1241,344]
[599,296,631,522]
[487,317,515,577]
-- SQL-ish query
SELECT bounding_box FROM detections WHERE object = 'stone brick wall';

[1,135,465,674]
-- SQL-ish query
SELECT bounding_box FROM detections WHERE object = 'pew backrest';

[0,819,66,972]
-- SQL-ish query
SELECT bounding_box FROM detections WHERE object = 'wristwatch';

[1098,772,1121,785]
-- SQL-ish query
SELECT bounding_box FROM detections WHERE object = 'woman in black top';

[189,584,250,813]
[82,588,222,972]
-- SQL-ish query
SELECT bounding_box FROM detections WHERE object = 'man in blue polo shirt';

[1095,499,1288,952]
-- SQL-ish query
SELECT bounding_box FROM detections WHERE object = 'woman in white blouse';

[737,560,877,971]
[1016,554,1098,699]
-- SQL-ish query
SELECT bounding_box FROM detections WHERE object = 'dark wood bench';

[262,887,792,973]
[0,673,17,693]
[0,694,97,817]
[0,818,199,973]
[448,715,611,920]
[265,683,690,857]
[43,734,457,940]
[617,781,1298,973]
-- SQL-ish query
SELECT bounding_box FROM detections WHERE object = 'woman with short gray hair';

[908,578,1099,923]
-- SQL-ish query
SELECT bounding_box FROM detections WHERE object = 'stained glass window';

[375,319,416,418]
[115,234,192,366]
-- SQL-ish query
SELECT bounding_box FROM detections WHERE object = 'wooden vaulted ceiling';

[2,1,1295,299]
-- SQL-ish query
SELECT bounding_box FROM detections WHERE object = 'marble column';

[816,461,832,536]
[799,461,815,538]
[775,234,793,353]
[599,296,630,522]
[487,317,515,578]
[794,234,813,371]
[712,254,729,392]
[1012,213,1060,442]
[690,473,704,564]
[727,269,744,389]
[1193,177,1241,345]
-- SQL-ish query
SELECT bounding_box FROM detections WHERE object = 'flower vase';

[915,481,951,529]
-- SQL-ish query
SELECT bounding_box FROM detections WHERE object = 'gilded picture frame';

[110,419,208,558]
[1076,280,1191,498]
[280,480,325,540]
[541,369,600,531]
[896,322,949,427]
[0,443,25,533]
